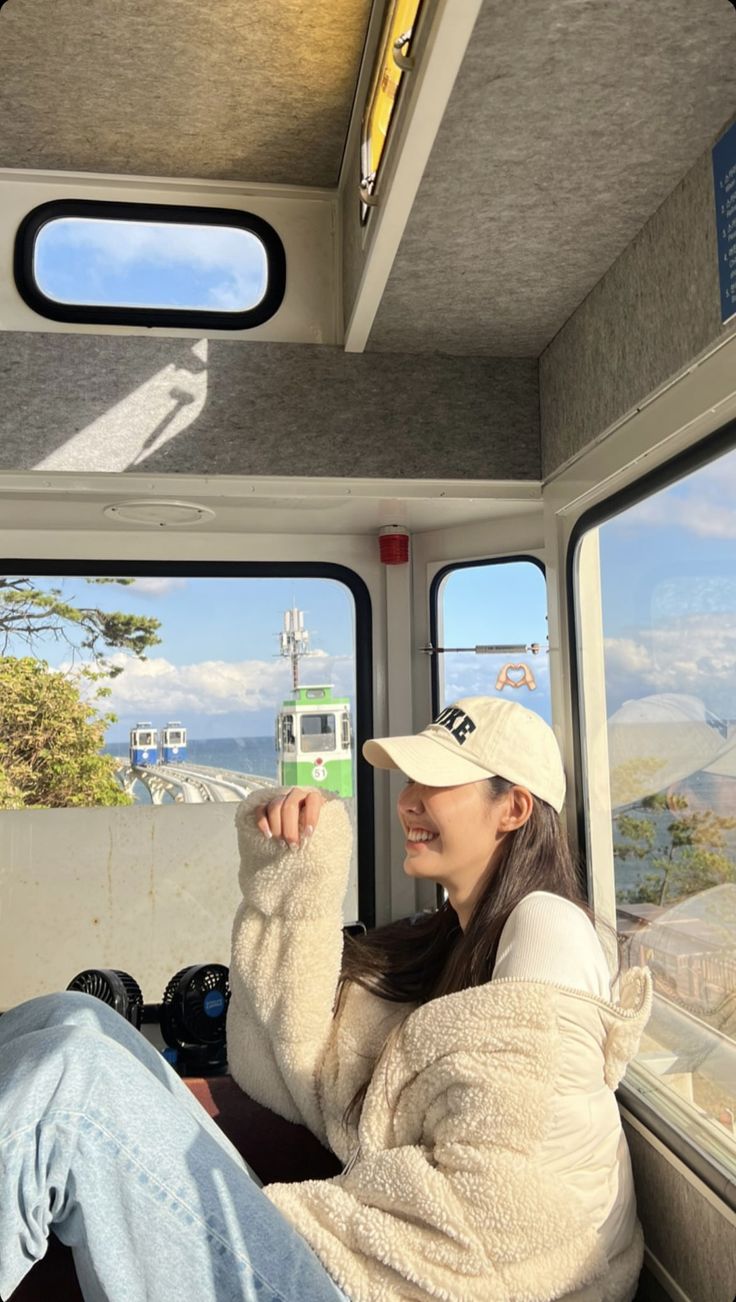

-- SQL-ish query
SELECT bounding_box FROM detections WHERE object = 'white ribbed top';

[492,890,614,999]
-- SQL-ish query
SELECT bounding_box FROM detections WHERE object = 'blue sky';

[5,564,550,742]
[440,560,551,722]
[438,445,736,734]
[596,445,736,721]
[9,576,355,741]
[35,218,267,312]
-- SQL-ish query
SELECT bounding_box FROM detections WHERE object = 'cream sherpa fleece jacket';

[227,790,653,1302]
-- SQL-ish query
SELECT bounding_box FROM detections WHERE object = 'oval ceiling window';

[14,200,286,329]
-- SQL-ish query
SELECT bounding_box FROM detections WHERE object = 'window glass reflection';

[579,447,736,1173]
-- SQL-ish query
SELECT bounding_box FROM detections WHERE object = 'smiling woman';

[14,200,286,329]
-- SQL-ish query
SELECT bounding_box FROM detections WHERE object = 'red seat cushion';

[12,1075,340,1302]
[184,1075,341,1184]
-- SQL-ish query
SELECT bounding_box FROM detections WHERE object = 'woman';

[228,695,652,1302]
[0,697,651,1301]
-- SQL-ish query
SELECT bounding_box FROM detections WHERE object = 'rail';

[113,760,277,805]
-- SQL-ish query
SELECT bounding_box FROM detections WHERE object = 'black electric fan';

[67,968,144,1028]
[160,963,230,1073]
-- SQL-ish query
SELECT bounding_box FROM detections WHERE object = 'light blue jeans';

[0,992,350,1302]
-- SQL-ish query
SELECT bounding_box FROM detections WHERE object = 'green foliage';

[615,789,736,907]
[614,815,655,859]
[0,657,132,808]
[0,577,161,676]
[0,763,24,810]
[0,577,161,808]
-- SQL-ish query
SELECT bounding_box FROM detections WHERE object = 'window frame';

[566,417,736,1213]
[0,557,375,929]
[300,712,337,752]
[281,714,296,753]
[429,554,547,910]
[428,554,547,717]
[13,199,287,330]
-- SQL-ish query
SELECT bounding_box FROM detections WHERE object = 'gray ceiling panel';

[0,0,372,184]
[368,0,736,356]
[0,333,540,479]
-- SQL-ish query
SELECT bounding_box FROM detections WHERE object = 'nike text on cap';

[362,696,566,812]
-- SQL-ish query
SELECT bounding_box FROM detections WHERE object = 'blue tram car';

[129,723,159,767]
[162,722,187,764]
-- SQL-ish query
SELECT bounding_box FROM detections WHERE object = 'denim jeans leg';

[0,992,263,1186]
[0,995,349,1302]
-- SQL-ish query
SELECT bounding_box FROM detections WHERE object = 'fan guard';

[67,968,144,1028]
[160,963,230,1069]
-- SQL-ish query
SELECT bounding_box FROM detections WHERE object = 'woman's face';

[396,778,532,927]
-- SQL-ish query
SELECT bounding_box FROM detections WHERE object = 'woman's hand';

[255,787,328,848]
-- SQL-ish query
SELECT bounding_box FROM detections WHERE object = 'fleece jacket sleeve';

[226,787,353,1145]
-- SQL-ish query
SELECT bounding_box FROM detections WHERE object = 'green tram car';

[276,685,353,798]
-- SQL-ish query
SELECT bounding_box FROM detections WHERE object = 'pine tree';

[615,791,736,906]
[0,657,131,808]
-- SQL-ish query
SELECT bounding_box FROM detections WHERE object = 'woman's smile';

[405,825,440,851]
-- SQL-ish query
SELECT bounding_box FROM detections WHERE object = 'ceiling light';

[103,500,215,527]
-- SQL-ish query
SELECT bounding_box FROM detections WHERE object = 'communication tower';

[279,606,310,689]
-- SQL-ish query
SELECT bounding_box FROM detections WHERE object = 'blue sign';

[203,989,225,1018]
[713,120,736,323]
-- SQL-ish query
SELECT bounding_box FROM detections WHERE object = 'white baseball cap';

[363,696,566,812]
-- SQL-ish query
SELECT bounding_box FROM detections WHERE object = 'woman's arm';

[226,787,352,1146]
[227,787,408,1158]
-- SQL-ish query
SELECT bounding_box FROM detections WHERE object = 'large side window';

[572,444,736,1184]
[431,558,548,718]
[0,567,372,1007]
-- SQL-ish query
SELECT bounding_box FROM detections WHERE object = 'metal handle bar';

[392,29,415,70]
[422,643,545,655]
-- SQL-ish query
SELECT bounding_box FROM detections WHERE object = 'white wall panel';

[0,172,339,344]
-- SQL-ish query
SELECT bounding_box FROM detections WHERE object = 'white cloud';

[41,218,267,311]
[51,218,266,274]
[85,651,353,719]
[621,494,736,540]
[614,451,736,539]
[442,651,550,705]
[603,613,736,714]
[206,274,264,311]
[127,578,189,597]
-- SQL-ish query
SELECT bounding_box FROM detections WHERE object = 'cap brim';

[362,733,493,786]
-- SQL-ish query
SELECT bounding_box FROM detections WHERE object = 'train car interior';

[0,0,735,1298]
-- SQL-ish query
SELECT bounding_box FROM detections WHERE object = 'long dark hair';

[337,777,619,1127]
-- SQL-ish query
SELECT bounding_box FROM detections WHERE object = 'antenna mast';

[279,607,310,690]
